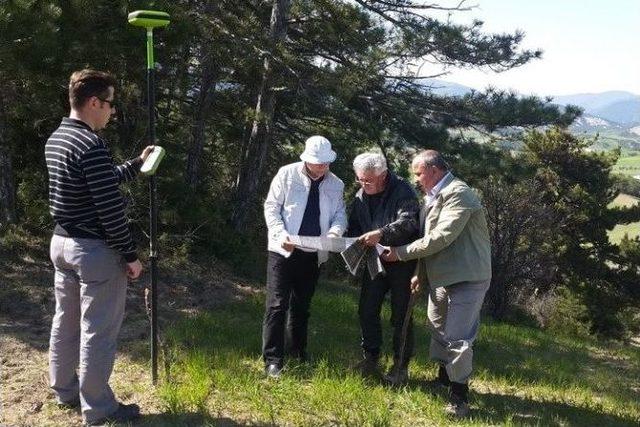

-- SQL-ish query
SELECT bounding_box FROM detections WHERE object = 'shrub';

[542,287,591,338]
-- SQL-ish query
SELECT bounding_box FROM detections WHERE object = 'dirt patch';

[0,238,263,427]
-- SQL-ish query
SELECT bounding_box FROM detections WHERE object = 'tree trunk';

[0,146,17,226]
[185,58,217,189]
[487,276,507,320]
[0,85,16,225]
[231,0,290,230]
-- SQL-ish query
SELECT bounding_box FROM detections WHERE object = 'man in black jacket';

[346,152,420,384]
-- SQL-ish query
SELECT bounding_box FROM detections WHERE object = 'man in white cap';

[262,135,347,377]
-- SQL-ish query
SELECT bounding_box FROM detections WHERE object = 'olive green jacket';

[395,174,491,287]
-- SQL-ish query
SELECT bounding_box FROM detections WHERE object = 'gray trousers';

[427,279,490,384]
[48,235,127,423]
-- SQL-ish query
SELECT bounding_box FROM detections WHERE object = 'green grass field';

[612,155,640,177]
[609,193,640,244]
[158,281,640,426]
[609,150,640,243]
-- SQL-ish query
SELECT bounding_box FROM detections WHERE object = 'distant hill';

[416,78,473,97]
[416,79,640,151]
[553,91,636,111]
[420,80,640,126]
[570,115,624,132]
[553,91,640,125]
[593,98,640,125]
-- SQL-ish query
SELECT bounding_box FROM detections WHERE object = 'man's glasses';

[355,177,376,185]
[97,97,117,109]
[355,172,386,186]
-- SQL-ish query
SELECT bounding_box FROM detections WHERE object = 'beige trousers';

[48,235,127,424]
[427,278,490,384]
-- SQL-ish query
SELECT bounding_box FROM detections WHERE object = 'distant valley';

[421,79,640,153]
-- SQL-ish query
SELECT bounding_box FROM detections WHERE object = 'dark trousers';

[262,250,319,366]
[359,260,416,366]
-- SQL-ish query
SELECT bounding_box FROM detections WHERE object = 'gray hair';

[352,152,387,175]
[413,150,450,171]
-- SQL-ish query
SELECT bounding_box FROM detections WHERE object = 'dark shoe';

[355,352,380,377]
[383,365,408,386]
[265,363,283,378]
[445,382,470,418]
[85,402,140,426]
[445,400,470,418]
[57,397,81,410]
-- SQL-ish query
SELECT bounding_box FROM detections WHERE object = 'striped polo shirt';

[45,117,141,262]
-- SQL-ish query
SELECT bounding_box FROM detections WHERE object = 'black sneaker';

[445,399,470,418]
[383,365,408,386]
[265,363,283,378]
[85,402,140,426]
[354,353,381,377]
[445,382,470,418]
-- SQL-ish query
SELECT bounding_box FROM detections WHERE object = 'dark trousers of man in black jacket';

[359,259,416,367]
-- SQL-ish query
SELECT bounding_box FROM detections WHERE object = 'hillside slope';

[1,229,639,426]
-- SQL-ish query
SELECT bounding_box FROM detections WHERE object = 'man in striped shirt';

[45,69,153,426]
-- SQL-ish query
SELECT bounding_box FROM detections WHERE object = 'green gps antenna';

[128,9,170,385]
[128,11,170,69]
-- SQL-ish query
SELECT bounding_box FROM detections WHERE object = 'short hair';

[68,69,117,109]
[413,150,450,171]
[352,152,388,176]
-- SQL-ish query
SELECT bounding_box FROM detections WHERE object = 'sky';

[422,0,640,96]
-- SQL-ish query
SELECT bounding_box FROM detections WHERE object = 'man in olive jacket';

[383,150,491,418]
[346,152,420,384]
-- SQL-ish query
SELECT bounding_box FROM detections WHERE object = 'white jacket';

[264,162,347,264]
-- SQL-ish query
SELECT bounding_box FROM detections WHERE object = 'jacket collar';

[296,161,330,186]
[428,171,453,198]
[61,117,94,132]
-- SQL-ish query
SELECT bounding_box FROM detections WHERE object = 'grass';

[612,155,640,177]
[1,224,639,426]
[609,150,640,244]
[157,281,640,426]
[608,193,640,244]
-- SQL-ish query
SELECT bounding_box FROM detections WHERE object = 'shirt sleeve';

[114,156,143,183]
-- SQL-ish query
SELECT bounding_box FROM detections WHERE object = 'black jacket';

[346,172,420,246]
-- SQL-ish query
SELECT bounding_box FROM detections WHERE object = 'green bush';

[544,287,591,338]
[16,171,50,230]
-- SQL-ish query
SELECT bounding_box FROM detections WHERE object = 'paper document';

[288,235,386,279]
[288,235,357,252]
